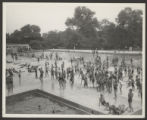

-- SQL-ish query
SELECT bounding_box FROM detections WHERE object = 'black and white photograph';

[2,2,146,118]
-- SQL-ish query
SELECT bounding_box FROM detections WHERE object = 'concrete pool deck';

[5,54,142,115]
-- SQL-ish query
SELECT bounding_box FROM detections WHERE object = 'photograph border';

[1,0,146,119]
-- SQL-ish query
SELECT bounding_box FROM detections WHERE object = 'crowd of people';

[6,50,142,114]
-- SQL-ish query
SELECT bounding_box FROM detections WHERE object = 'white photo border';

[2,2,146,118]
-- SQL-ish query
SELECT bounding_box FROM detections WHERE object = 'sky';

[4,3,145,34]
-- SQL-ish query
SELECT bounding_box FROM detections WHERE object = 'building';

[6,44,30,54]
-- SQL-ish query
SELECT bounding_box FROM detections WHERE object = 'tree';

[42,31,60,49]
[31,25,41,33]
[30,40,43,49]
[9,30,24,43]
[7,7,142,50]
[116,7,142,49]
[65,6,100,49]
[98,20,117,49]
[7,24,42,44]
[21,24,42,43]
[60,28,85,49]
[6,33,11,43]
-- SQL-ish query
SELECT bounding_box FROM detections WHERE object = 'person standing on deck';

[130,58,134,69]
[37,57,40,63]
[18,70,22,86]
[131,78,135,91]
[7,69,14,94]
[108,75,112,94]
[39,68,44,90]
[119,81,122,94]
[61,61,64,73]
[113,78,118,101]
[58,72,63,90]
[139,83,142,104]
[99,93,106,107]
[45,62,49,77]
[54,61,58,80]
[62,69,66,89]
[51,64,55,90]
[51,64,54,80]
[35,67,38,79]
[128,89,134,112]
[70,68,74,89]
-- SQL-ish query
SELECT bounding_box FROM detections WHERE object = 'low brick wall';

[23,49,142,55]
[49,49,142,55]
